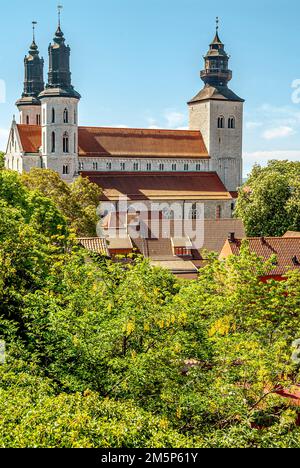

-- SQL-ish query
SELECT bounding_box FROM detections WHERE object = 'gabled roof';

[220,237,300,276]
[81,171,232,201]
[16,124,209,159]
[188,85,244,104]
[17,124,41,153]
[78,127,208,159]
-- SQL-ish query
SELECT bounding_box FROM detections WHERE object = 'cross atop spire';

[216,16,219,33]
[29,21,39,53]
[58,4,63,27]
[32,21,37,43]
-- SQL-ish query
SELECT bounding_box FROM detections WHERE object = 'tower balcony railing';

[200,69,232,80]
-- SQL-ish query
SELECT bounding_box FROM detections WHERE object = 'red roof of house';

[220,237,300,276]
[17,125,41,153]
[81,171,232,201]
[283,231,300,238]
[17,125,209,159]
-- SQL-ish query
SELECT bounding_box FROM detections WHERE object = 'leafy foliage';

[1,168,300,448]
[235,160,300,236]
[22,168,102,236]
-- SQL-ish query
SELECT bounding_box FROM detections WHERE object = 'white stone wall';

[101,199,234,220]
[189,99,243,191]
[41,96,79,182]
[18,105,41,126]
[5,122,24,173]
[78,157,210,173]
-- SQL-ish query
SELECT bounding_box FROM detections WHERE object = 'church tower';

[188,19,244,192]
[16,22,44,126]
[38,7,81,182]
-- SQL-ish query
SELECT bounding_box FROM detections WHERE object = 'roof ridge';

[79,126,200,135]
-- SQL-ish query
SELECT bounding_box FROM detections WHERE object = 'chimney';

[228,232,235,243]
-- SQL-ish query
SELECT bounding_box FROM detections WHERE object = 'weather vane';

[58,5,63,26]
[216,16,219,32]
[32,21,37,42]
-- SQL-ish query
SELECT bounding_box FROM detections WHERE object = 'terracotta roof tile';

[77,238,109,256]
[283,231,300,238]
[222,237,300,276]
[81,171,232,201]
[17,124,41,153]
[17,125,209,159]
[78,126,208,159]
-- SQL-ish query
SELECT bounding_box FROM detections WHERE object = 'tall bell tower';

[38,6,81,182]
[188,19,244,192]
[16,22,44,126]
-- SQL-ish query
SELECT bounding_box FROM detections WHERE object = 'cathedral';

[5,15,244,221]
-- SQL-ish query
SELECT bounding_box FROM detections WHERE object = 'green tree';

[235,160,300,236]
[22,168,102,236]
[1,168,300,448]
[0,152,4,169]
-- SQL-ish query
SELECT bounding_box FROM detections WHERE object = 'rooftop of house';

[220,236,300,277]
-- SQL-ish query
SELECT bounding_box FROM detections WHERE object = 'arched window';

[74,109,77,124]
[228,117,236,129]
[216,205,222,220]
[26,115,29,125]
[51,132,56,153]
[63,165,70,175]
[63,108,69,124]
[74,133,76,153]
[63,132,69,153]
[36,114,41,125]
[52,108,55,123]
[217,116,225,129]
[191,203,198,220]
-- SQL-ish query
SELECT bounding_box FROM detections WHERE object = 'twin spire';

[18,6,80,106]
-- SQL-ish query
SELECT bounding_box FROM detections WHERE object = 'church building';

[5,15,244,220]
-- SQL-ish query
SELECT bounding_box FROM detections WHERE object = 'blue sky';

[1,0,300,176]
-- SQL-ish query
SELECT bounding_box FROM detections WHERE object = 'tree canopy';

[235,161,300,237]
[1,168,300,448]
[235,160,300,237]
[21,168,102,237]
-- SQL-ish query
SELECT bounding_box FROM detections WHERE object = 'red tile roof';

[17,125,41,153]
[283,231,300,238]
[221,237,300,276]
[17,125,209,159]
[78,126,208,159]
[81,171,232,201]
[77,238,109,256]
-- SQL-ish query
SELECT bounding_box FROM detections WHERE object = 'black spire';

[16,22,44,106]
[40,6,80,99]
[200,18,232,87]
[188,18,244,105]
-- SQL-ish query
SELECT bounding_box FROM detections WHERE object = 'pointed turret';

[16,22,44,125]
[188,18,244,104]
[39,7,80,99]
